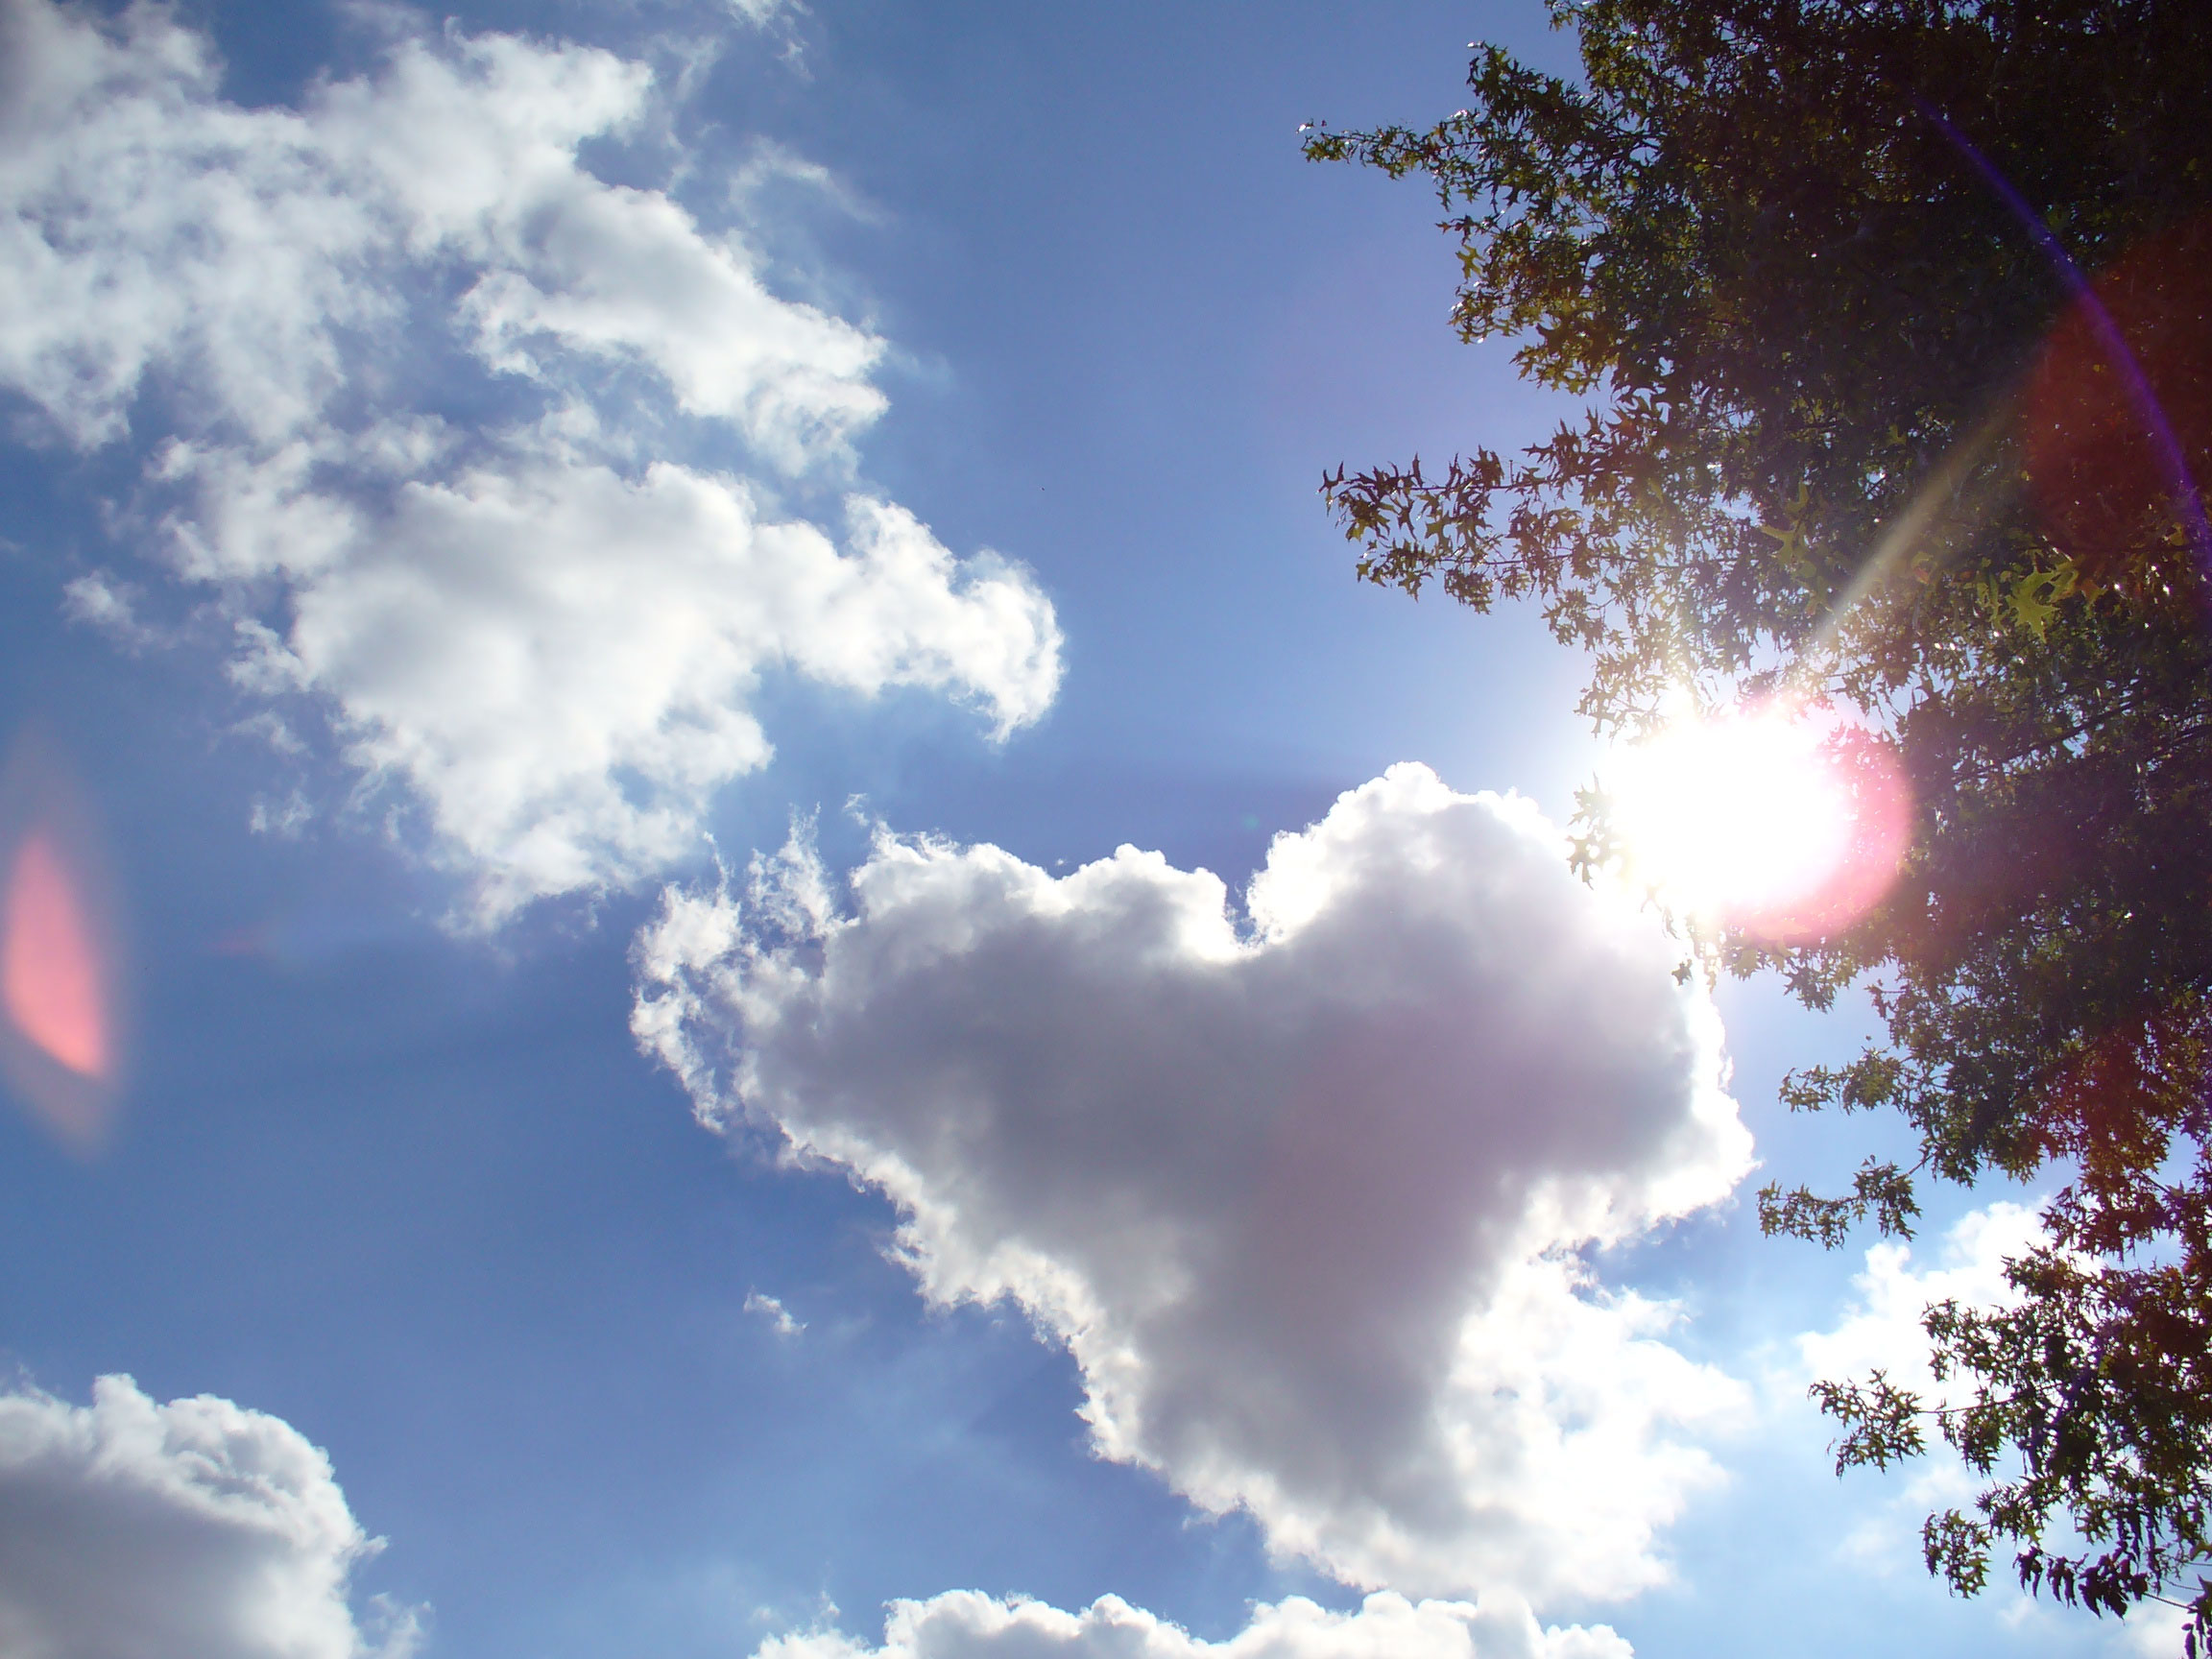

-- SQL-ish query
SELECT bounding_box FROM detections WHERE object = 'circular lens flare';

[1607,702,1911,943]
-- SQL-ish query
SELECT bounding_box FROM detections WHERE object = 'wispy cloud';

[744,1289,805,1336]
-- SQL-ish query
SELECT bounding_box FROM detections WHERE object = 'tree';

[1304,0,2212,1645]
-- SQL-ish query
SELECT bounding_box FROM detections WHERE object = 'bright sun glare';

[1606,701,1911,942]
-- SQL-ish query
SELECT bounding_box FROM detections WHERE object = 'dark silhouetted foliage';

[1308,0,2212,1644]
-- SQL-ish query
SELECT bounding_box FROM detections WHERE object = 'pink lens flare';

[0,733,128,1153]
[1736,711,1913,946]
[1920,105,2212,578]
[2023,215,2212,593]
[5,830,112,1079]
[1610,700,1912,948]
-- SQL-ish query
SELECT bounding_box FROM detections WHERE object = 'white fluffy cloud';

[1790,1207,2201,1656]
[0,0,877,456]
[224,452,1057,914]
[1778,1202,2048,1586]
[758,1589,1630,1659]
[1794,1200,2045,1409]
[0,0,1059,919]
[0,1374,417,1659]
[636,765,1755,1604]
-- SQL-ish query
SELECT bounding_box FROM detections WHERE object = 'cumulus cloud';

[757,1588,1629,1659]
[636,765,1755,1604]
[1794,1200,2045,1408]
[0,0,1059,920]
[221,452,1056,913]
[1790,1206,2196,1651]
[0,2,873,458]
[0,1374,418,1659]
[1782,1203,2047,1579]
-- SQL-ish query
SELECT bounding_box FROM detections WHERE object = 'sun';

[1604,700,1911,942]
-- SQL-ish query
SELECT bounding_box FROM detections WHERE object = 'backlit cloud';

[636,765,1754,1605]
[0,0,1060,921]
[0,1375,418,1659]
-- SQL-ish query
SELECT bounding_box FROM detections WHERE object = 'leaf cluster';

[1305,0,2208,728]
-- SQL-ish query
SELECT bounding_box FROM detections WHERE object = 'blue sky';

[0,3,2160,1657]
